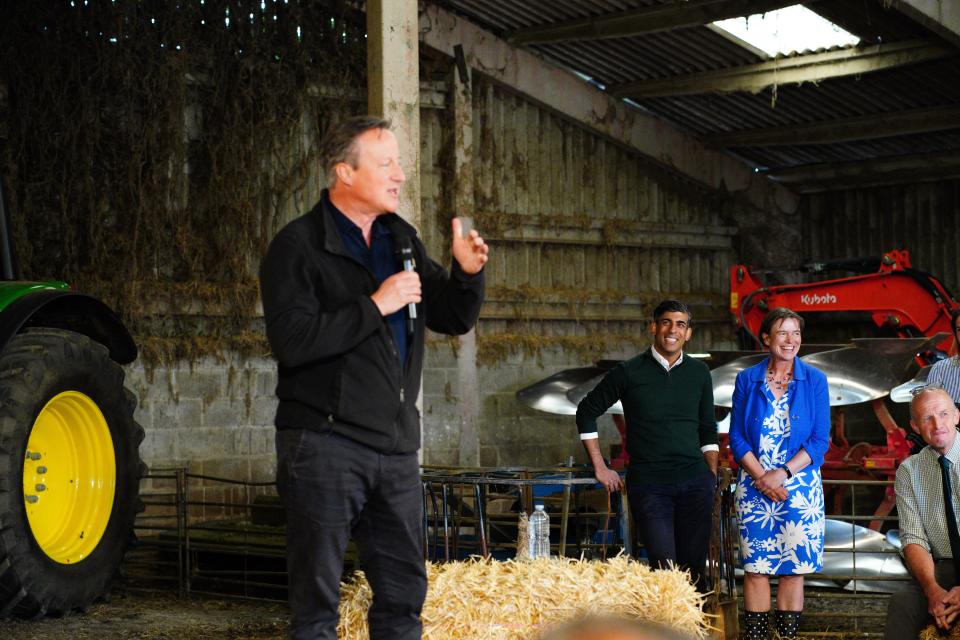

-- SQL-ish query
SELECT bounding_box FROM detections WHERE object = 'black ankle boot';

[773,610,801,640]
[742,610,770,640]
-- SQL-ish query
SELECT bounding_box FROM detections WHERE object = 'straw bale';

[920,623,960,639]
[337,556,708,639]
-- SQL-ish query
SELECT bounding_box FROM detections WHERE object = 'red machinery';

[731,249,957,361]
[728,250,959,529]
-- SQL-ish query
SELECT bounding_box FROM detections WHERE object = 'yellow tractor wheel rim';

[23,391,116,564]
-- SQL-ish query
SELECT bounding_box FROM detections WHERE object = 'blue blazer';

[728,357,831,468]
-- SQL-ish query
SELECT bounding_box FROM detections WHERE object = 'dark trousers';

[884,560,957,640]
[627,468,716,593]
[276,429,427,640]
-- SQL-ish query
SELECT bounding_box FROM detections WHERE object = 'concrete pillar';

[366,1,424,455]
[367,0,421,229]
[451,52,480,467]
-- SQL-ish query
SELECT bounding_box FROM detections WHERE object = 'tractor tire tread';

[0,329,143,618]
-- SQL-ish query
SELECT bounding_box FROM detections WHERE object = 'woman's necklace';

[766,367,793,391]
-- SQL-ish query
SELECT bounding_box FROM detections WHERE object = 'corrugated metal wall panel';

[801,180,960,293]
[468,77,738,351]
[420,75,763,467]
[420,104,448,261]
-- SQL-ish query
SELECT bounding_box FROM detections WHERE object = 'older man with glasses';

[927,309,960,404]
[884,383,960,639]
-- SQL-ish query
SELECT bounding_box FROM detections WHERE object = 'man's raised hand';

[451,218,489,275]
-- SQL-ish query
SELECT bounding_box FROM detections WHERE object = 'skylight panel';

[712,4,860,57]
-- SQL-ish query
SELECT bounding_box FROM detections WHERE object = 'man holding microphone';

[260,116,488,639]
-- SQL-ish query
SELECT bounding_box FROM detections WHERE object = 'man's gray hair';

[320,115,392,185]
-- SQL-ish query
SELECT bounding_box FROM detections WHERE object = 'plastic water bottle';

[528,504,550,559]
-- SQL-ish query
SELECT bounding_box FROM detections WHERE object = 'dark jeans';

[276,429,427,640]
[884,560,957,640]
[627,468,716,593]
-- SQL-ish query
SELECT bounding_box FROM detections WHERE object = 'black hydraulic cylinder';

[800,256,881,274]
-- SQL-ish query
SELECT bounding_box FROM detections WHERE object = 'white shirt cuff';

[701,444,719,453]
[579,432,599,440]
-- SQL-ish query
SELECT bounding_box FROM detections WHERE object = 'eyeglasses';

[911,382,947,397]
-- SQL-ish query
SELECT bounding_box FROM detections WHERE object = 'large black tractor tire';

[0,328,144,618]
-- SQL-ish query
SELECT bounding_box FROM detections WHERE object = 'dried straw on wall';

[1,2,364,362]
[337,557,708,639]
[921,623,960,639]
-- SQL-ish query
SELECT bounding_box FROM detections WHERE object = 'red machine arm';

[730,249,958,359]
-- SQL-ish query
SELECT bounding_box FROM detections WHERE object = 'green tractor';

[0,180,143,617]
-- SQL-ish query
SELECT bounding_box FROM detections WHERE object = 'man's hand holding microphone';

[371,218,488,317]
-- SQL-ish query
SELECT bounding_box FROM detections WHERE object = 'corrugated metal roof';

[441,0,663,32]
[748,130,960,169]
[435,0,960,190]
[641,57,960,132]
[815,1,930,42]
[532,27,763,85]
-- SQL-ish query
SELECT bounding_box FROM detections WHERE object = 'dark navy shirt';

[330,203,408,368]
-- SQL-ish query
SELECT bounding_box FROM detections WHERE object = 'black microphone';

[397,237,417,335]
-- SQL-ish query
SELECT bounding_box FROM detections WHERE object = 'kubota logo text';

[800,293,837,305]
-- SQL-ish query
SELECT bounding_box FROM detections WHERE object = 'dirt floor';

[4,591,289,640]
[2,587,891,639]
[771,590,889,637]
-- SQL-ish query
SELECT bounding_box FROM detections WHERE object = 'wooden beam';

[420,5,800,216]
[709,105,960,146]
[481,292,729,323]
[765,149,960,192]
[610,39,954,98]
[892,0,960,48]
[308,81,447,109]
[506,0,800,45]
[484,219,736,251]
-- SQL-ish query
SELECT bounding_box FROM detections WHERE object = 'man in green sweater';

[576,299,718,593]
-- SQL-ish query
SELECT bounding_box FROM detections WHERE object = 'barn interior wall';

[796,181,960,447]
[120,64,791,480]
[798,180,960,354]
[0,22,801,484]
[417,74,796,467]
[801,181,960,293]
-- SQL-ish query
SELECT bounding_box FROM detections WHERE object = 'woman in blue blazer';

[729,308,830,640]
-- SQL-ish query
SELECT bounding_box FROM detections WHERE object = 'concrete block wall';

[127,343,625,491]
[122,50,768,507]
[422,341,625,468]
[125,355,279,521]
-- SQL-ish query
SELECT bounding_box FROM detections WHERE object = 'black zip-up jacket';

[259,191,484,454]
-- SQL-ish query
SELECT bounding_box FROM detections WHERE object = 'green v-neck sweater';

[575,349,718,484]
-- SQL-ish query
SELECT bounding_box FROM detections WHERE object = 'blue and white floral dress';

[734,383,825,575]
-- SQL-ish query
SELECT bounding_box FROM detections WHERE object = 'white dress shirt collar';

[651,346,683,371]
